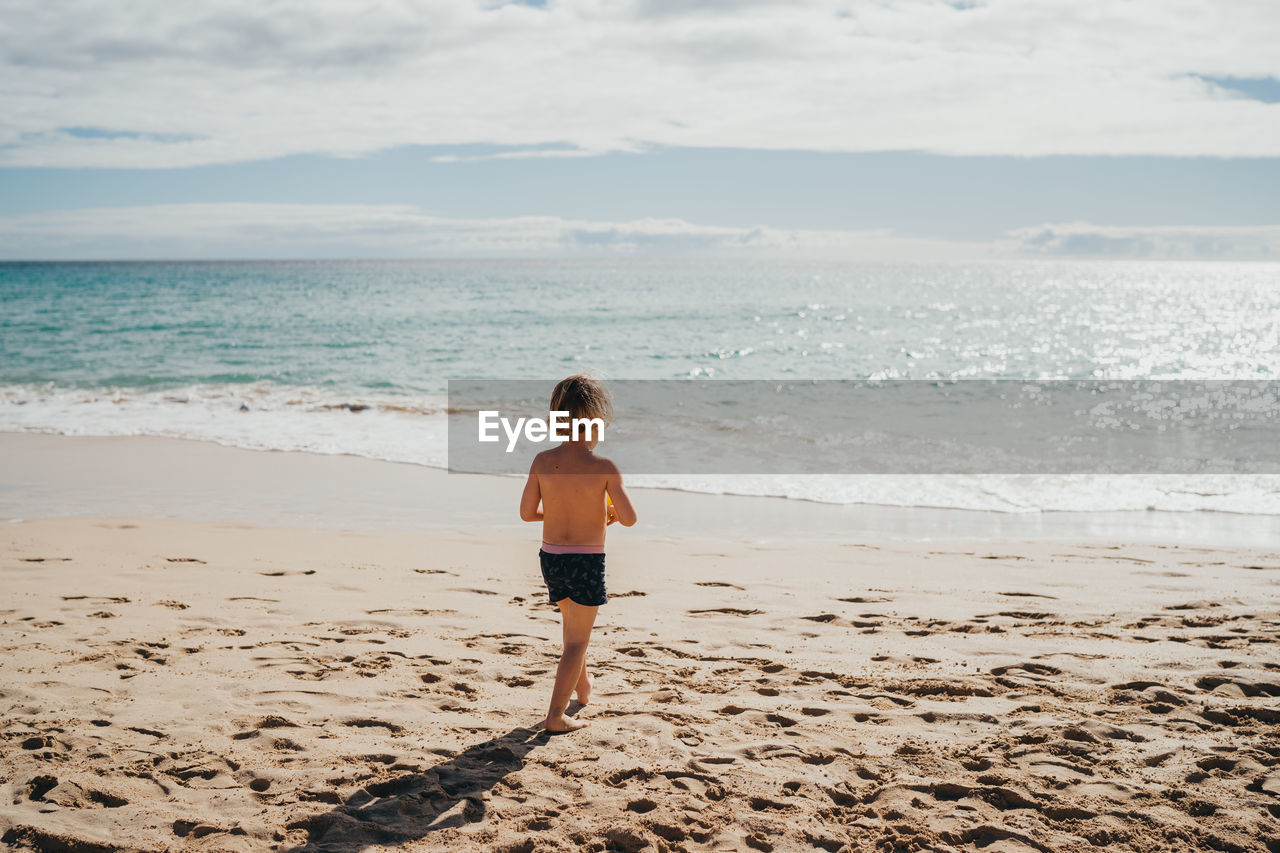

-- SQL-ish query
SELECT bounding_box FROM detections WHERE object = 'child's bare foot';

[575,671,592,706]
[544,713,590,733]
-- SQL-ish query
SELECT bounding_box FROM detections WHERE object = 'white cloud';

[0,203,988,259]
[1,202,1277,260]
[2,0,1278,168]
[429,146,614,162]
[1007,222,1280,260]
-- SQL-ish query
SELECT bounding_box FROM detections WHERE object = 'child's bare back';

[527,444,632,548]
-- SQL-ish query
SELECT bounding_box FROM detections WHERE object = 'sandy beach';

[2,436,1279,852]
[6,0,1278,847]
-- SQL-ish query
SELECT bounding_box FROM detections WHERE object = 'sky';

[1,0,1278,260]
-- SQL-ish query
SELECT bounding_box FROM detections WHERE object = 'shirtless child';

[519,375,638,732]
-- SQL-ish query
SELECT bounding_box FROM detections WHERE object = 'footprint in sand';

[172,820,230,838]
[860,681,954,702]
[30,779,129,810]
[1196,675,1280,697]
[61,595,131,606]
[366,607,456,617]
[343,718,404,733]
[990,662,1062,678]
[21,735,57,752]
[234,712,298,742]
[649,823,690,843]
[159,754,236,786]
[449,681,478,698]
[749,795,793,812]
[1163,600,1224,611]
[522,814,556,832]
[1196,756,1238,773]
[127,726,167,739]
[88,789,129,808]
[25,775,59,801]
[802,614,881,628]
[256,715,300,730]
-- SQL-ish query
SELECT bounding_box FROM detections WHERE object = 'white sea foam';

[630,473,1280,515]
[4,382,1277,516]
[0,383,450,468]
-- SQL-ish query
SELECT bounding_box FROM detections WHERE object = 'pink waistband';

[541,541,605,555]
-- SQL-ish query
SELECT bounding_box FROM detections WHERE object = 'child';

[519,375,637,732]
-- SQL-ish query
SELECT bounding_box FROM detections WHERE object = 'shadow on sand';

[279,725,552,851]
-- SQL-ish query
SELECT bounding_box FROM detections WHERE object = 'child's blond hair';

[550,374,613,425]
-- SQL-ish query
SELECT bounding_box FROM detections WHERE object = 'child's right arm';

[604,466,637,527]
[519,462,543,522]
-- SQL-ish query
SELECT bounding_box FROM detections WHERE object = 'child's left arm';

[604,466,637,527]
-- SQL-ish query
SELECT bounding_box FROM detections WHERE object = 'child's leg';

[544,599,598,731]
[576,656,591,706]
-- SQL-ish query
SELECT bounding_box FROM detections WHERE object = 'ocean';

[3,258,1279,515]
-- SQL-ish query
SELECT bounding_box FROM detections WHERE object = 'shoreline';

[4,432,1279,546]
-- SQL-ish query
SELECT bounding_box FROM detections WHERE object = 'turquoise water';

[3,259,1279,513]
[6,259,1279,388]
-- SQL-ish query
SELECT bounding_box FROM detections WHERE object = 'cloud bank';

[0,204,977,259]
[1,203,1276,260]
[2,0,1279,167]
[1009,222,1280,260]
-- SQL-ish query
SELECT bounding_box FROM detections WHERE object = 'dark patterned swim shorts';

[539,550,607,607]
